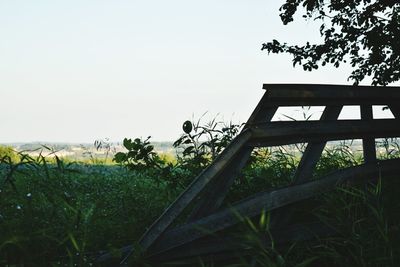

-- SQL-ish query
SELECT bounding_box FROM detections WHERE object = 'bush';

[0,145,19,163]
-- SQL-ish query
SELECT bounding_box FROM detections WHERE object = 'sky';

[0,1,395,143]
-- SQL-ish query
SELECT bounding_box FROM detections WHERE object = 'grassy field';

[1,134,400,266]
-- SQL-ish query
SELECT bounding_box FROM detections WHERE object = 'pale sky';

[0,1,393,143]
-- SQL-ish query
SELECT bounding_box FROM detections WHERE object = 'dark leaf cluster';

[173,118,242,173]
[114,137,162,172]
[262,0,400,85]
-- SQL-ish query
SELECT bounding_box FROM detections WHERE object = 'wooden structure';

[99,84,400,266]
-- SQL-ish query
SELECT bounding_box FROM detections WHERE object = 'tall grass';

[0,134,399,266]
[0,151,178,266]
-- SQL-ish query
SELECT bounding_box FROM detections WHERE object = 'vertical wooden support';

[360,105,376,163]
[292,106,343,184]
[270,105,342,229]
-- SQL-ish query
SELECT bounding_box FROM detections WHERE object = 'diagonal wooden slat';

[132,129,252,254]
[269,105,343,229]
[389,105,400,119]
[147,158,400,255]
[188,105,278,221]
[187,148,253,221]
[150,222,335,262]
[292,106,343,184]
[245,91,277,124]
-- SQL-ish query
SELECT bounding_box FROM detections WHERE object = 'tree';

[262,0,400,86]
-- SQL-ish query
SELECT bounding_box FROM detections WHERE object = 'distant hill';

[2,141,175,161]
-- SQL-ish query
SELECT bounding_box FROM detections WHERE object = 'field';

[1,128,400,266]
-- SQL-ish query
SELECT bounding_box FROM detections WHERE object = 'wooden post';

[270,105,342,229]
[292,106,343,184]
[360,105,376,163]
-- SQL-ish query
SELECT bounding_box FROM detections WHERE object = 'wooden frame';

[97,84,400,266]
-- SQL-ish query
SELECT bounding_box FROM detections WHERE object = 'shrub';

[0,145,19,163]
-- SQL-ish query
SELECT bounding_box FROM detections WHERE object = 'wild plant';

[173,116,242,173]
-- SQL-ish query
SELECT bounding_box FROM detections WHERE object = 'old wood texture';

[249,119,400,146]
[360,105,377,163]
[187,105,278,221]
[270,105,343,229]
[292,106,343,184]
[389,105,400,119]
[147,159,400,255]
[112,84,400,265]
[262,84,400,105]
[151,222,335,262]
[128,129,252,257]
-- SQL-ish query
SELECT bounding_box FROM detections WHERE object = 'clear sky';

[0,1,394,143]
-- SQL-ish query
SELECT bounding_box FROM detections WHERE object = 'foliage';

[262,0,400,85]
[377,138,400,159]
[114,137,164,172]
[0,145,19,163]
[1,121,400,266]
[0,152,176,266]
[309,181,400,267]
[223,177,400,267]
[173,117,242,173]
[113,117,242,189]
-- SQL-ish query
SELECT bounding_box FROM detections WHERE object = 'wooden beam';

[188,106,278,221]
[389,105,400,119]
[270,106,342,229]
[150,222,335,262]
[187,148,253,221]
[292,106,343,184]
[146,159,400,255]
[360,105,377,163]
[262,83,400,91]
[261,84,400,106]
[133,130,253,253]
[245,91,278,124]
[250,119,400,147]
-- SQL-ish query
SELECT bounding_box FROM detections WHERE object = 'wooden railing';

[98,84,400,266]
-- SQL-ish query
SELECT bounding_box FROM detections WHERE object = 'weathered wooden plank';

[270,106,343,229]
[250,119,400,147]
[292,106,343,184]
[134,130,252,252]
[147,158,400,255]
[263,84,400,98]
[187,148,253,221]
[389,105,400,119]
[188,107,278,221]
[266,99,400,106]
[360,105,377,163]
[96,245,132,265]
[245,91,278,124]
[263,83,400,91]
[150,222,335,262]
[261,84,400,106]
